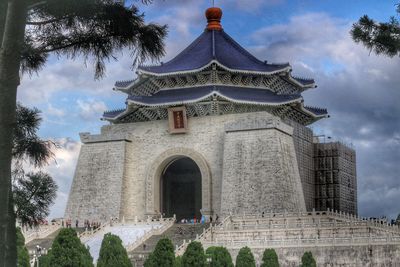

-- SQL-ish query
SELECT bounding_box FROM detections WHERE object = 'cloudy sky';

[18,0,400,220]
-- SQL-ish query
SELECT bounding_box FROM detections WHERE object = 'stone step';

[26,227,86,256]
[26,228,61,254]
[129,223,209,267]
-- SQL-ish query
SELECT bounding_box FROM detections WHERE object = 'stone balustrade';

[23,224,61,244]
[125,217,175,252]
[175,210,400,260]
[79,216,175,243]
[202,235,400,249]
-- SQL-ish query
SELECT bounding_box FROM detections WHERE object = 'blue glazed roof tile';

[304,106,328,116]
[115,80,135,88]
[103,109,126,118]
[138,30,290,74]
[291,76,315,86]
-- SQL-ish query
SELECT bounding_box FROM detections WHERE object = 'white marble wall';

[65,112,310,222]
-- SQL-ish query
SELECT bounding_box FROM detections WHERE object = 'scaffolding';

[313,142,357,215]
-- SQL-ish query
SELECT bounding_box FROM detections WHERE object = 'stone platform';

[176,210,400,266]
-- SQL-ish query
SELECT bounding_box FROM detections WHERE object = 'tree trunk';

[0,0,27,266]
[0,0,6,45]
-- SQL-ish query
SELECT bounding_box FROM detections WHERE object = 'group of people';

[62,219,73,228]
[61,219,101,231]
[83,220,101,231]
[178,214,219,224]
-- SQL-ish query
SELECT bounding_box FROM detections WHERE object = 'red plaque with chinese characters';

[173,111,185,129]
[168,107,188,133]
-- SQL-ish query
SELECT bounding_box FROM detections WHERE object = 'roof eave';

[284,74,316,89]
[114,76,151,92]
[126,90,302,108]
[113,87,131,94]
[102,107,132,121]
[299,104,329,119]
[137,60,291,77]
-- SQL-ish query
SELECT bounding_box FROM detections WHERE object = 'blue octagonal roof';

[138,30,290,75]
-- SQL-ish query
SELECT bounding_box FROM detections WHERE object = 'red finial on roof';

[205,7,223,31]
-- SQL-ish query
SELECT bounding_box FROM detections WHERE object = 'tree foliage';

[174,255,183,267]
[235,246,256,267]
[16,227,29,267]
[206,246,233,267]
[351,3,400,57]
[182,241,206,267]
[300,251,316,267]
[11,104,58,226]
[38,254,50,267]
[44,228,93,267]
[143,238,175,267]
[143,253,155,267]
[205,246,217,256]
[97,233,132,267]
[260,248,279,267]
[13,172,57,225]
[13,103,55,168]
[23,0,167,78]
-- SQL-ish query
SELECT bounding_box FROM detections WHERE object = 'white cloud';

[45,138,81,218]
[77,99,108,120]
[223,0,285,12]
[17,138,81,219]
[17,52,138,107]
[47,104,65,117]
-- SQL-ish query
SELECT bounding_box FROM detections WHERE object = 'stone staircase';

[26,228,60,256]
[129,223,210,267]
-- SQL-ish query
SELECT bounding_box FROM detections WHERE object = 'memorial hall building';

[65,7,357,223]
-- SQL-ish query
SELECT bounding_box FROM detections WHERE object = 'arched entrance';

[145,148,212,219]
[161,157,202,221]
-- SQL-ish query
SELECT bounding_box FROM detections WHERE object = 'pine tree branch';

[15,186,39,215]
[26,16,72,25]
[39,35,113,53]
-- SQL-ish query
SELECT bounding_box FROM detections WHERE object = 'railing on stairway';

[175,215,231,256]
[79,222,110,242]
[78,216,176,251]
[23,224,61,244]
[126,217,175,252]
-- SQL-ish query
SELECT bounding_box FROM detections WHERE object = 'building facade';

[65,7,357,222]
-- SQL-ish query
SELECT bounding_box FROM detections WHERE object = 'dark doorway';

[161,157,202,221]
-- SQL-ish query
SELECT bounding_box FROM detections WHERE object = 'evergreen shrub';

[182,241,206,267]
[235,246,256,267]
[97,233,132,267]
[261,248,279,267]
